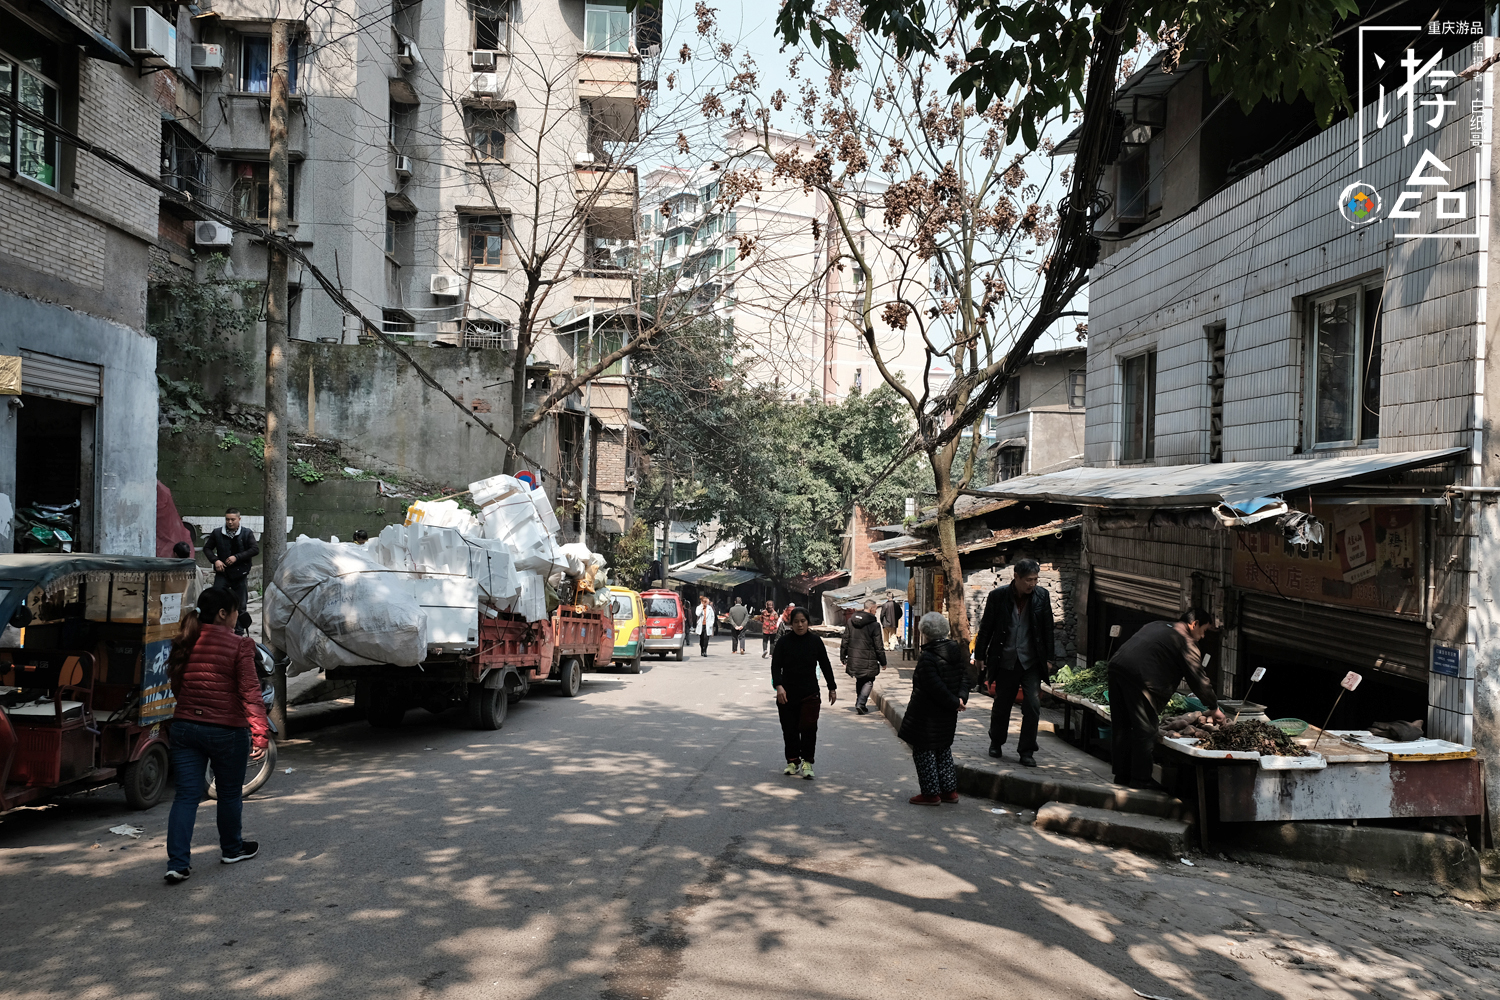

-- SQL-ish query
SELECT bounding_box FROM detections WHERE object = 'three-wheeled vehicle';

[0,554,210,812]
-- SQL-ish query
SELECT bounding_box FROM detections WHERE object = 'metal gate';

[20,350,102,405]
[1238,593,1429,683]
[1092,568,1182,618]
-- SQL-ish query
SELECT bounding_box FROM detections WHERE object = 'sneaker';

[163,868,192,883]
[800,761,815,780]
[908,793,941,806]
[1019,754,1037,768]
[783,761,800,776]
[221,841,259,864]
[940,791,960,804]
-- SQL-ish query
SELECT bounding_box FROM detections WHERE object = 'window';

[231,162,296,221]
[585,1,630,53]
[385,216,395,255]
[464,214,509,266]
[466,106,513,160]
[471,0,511,51]
[1121,350,1156,462]
[162,123,207,200]
[582,326,626,376]
[1,46,60,188]
[462,319,513,350]
[240,36,299,94]
[1116,127,1163,224]
[1206,324,1226,462]
[1307,285,1382,445]
[1002,377,1021,414]
[1067,368,1086,409]
[997,446,1025,482]
[382,308,415,334]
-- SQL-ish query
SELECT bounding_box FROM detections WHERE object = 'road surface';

[3,634,1499,999]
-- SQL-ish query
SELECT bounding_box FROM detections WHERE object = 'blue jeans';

[167,720,250,871]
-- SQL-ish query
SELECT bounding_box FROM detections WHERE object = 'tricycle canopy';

[0,554,198,628]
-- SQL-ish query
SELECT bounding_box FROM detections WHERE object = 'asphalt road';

[3,634,1500,1000]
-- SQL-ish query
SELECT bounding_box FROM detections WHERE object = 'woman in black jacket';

[898,612,970,805]
[770,608,837,780]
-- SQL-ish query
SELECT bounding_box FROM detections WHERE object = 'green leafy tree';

[150,255,261,425]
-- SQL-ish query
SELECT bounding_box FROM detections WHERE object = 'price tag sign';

[1341,671,1363,692]
[1109,625,1121,637]
[1251,667,1267,683]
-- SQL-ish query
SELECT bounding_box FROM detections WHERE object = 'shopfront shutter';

[1238,592,1429,683]
[1092,568,1182,617]
[20,350,102,404]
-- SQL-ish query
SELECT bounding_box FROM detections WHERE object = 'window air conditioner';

[194,221,234,246]
[396,40,416,69]
[472,49,497,70]
[395,155,413,179]
[190,43,224,71]
[470,72,499,97]
[430,274,464,297]
[130,6,177,68]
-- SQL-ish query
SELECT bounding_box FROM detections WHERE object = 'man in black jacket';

[839,599,888,714]
[203,508,260,634]
[972,558,1054,767]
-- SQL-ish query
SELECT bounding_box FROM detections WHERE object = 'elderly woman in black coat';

[898,611,970,805]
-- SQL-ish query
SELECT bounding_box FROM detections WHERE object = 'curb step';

[1034,802,1193,858]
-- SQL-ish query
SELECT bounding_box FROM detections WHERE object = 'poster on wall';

[1232,504,1423,615]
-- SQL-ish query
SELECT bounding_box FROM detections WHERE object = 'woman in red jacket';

[164,586,270,883]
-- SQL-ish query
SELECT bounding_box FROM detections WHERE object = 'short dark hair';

[352,529,369,541]
[1179,607,1215,629]
[172,542,191,559]
[789,607,810,624]
[225,507,240,516]
[1012,557,1041,578]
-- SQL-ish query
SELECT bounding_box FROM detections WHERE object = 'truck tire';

[121,742,169,810]
[208,739,277,799]
[367,683,407,728]
[467,683,508,730]
[557,658,582,697]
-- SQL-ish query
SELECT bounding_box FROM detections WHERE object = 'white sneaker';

[163,869,191,883]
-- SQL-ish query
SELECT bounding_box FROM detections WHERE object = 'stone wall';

[958,534,1083,668]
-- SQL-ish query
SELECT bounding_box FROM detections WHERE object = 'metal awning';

[667,567,711,584]
[787,569,849,594]
[868,534,921,553]
[34,0,132,65]
[975,449,1465,509]
[695,568,763,588]
[822,577,897,603]
[899,517,1083,561]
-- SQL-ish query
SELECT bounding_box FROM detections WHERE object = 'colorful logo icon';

[515,470,537,490]
[1338,182,1382,225]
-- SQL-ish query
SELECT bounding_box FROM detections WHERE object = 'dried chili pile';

[1196,720,1310,757]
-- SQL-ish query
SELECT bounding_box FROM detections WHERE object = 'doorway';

[15,395,96,552]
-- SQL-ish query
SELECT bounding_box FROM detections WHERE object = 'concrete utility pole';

[263,18,293,734]
[580,303,595,547]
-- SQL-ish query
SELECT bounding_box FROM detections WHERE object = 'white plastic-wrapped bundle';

[527,486,562,534]
[265,539,429,675]
[405,499,482,535]
[514,570,548,622]
[467,537,519,605]
[556,542,592,576]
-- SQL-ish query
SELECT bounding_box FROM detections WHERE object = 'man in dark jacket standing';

[203,508,260,634]
[840,599,888,714]
[879,597,902,650]
[973,558,1054,767]
[1108,609,1225,789]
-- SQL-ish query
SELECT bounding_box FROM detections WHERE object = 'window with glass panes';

[464,215,508,266]
[470,0,511,50]
[1307,283,1383,446]
[231,162,296,221]
[466,106,513,160]
[240,36,299,94]
[1121,351,1157,462]
[1,43,60,189]
[585,1,631,52]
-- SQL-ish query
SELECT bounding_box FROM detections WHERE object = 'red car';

[639,589,686,661]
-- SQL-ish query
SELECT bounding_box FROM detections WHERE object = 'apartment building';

[0,0,162,554]
[154,0,649,541]
[634,130,929,401]
[984,346,1087,482]
[989,25,1500,837]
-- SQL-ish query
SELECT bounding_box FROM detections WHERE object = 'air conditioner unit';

[470,72,499,97]
[396,39,415,69]
[430,274,464,297]
[194,221,233,246]
[471,49,497,70]
[130,6,177,68]
[190,43,223,71]
[395,155,413,179]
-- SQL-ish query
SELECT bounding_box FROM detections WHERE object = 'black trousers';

[763,633,775,654]
[989,666,1042,753]
[214,573,250,613]
[1108,669,1160,787]
[854,676,875,709]
[699,633,710,655]
[777,693,822,763]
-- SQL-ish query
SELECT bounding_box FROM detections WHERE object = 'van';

[639,589,686,661]
[608,586,644,673]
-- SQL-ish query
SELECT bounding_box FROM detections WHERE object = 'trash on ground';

[990,808,1010,814]
[284,768,295,774]
[1179,858,1195,866]
[108,824,142,838]
[1133,991,1181,1000]
[89,842,100,849]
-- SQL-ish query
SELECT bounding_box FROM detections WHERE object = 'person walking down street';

[1108,609,1225,790]
[973,558,1054,768]
[694,595,715,657]
[163,586,270,883]
[728,597,751,655]
[879,596,902,650]
[899,612,970,805]
[760,601,779,658]
[203,509,260,636]
[839,599,887,715]
[770,608,837,779]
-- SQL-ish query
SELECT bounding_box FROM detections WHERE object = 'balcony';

[575,165,637,240]
[215,93,307,159]
[578,54,639,142]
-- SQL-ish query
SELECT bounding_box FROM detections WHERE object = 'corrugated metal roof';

[696,568,763,588]
[898,517,1083,560]
[868,534,921,553]
[975,450,1465,508]
[667,567,712,584]
[787,569,849,594]
[823,577,899,602]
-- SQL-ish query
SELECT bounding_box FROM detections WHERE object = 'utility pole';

[661,448,673,572]
[579,303,595,548]
[263,18,292,734]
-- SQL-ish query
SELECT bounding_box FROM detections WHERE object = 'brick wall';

[0,185,108,288]
[73,60,158,238]
[959,537,1083,667]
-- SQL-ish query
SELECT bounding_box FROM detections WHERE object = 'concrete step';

[957,766,1194,823]
[1035,801,1192,858]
